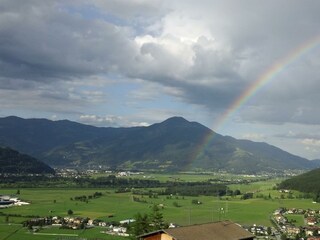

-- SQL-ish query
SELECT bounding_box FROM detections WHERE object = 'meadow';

[0,174,317,240]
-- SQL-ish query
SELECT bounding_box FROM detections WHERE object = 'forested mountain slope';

[0,146,55,174]
[0,116,316,173]
[279,168,320,194]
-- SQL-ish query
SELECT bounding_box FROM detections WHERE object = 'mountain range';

[0,116,317,173]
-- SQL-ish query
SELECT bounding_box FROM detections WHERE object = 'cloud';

[275,131,320,140]
[0,80,106,115]
[301,139,320,147]
[126,0,320,125]
[0,0,137,82]
[92,0,166,22]
[79,114,149,127]
[301,139,320,156]
[1,0,320,127]
[242,133,266,141]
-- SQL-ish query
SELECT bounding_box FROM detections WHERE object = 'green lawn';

[286,214,305,227]
[0,189,154,221]
[0,224,127,240]
[0,177,317,240]
[92,172,271,183]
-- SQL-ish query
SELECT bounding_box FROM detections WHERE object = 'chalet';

[305,226,320,236]
[139,221,254,240]
[273,214,287,225]
[120,219,135,224]
[286,226,300,236]
[307,217,317,226]
[287,208,296,214]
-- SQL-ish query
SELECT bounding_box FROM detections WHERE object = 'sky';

[1,0,320,160]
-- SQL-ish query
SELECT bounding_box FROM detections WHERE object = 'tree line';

[0,175,241,197]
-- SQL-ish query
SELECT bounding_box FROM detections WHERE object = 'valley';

[2,1,319,239]
[0,172,319,240]
[0,116,317,174]
[1,117,320,239]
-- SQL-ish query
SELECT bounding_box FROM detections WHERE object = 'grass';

[228,178,282,193]
[286,214,305,226]
[0,189,153,222]
[0,177,317,239]
[0,224,126,240]
[0,224,23,240]
[92,172,273,183]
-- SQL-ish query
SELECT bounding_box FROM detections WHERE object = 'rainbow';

[194,35,320,162]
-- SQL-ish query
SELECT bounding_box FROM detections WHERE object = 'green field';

[0,177,318,239]
[0,224,126,240]
[93,172,271,183]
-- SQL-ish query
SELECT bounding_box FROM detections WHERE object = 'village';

[23,215,135,237]
[272,207,320,239]
[3,191,320,239]
[18,207,320,239]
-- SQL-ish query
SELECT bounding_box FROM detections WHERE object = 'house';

[120,219,135,225]
[305,226,320,236]
[286,226,300,236]
[307,217,317,226]
[274,214,287,225]
[139,220,254,240]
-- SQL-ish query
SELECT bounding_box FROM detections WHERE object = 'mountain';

[0,116,116,156]
[223,137,315,172]
[278,168,320,194]
[0,116,316,173]
[0,146,55,174]
[311,159,320,167]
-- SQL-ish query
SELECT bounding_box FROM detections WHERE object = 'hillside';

[0,146,55,174]
[0,116,316,173]
[0,116,117,156]
[311,159,320,167]
[279,168,320,194]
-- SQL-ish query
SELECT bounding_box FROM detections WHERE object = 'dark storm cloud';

[1,0,320,126]
[0,0,137,84]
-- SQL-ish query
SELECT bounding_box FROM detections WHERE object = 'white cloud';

[242,133,265,141]
[302,139,320,156]
[301,139,320,147]
[79,114,149,127]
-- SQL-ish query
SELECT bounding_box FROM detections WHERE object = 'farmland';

[0,173,318,240]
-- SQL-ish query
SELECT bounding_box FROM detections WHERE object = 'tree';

[241,193,253,200]
[149,205,167,230]
[129,212,151,238]
[267,226,272,235]
[27,223,33,231]
[234,189,241,195]
[281,233,287,240]
[129,205,168,238]
[173,201,181,207]
[67,209,73,215]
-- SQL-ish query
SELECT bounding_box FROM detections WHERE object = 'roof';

[140,220,254,240]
